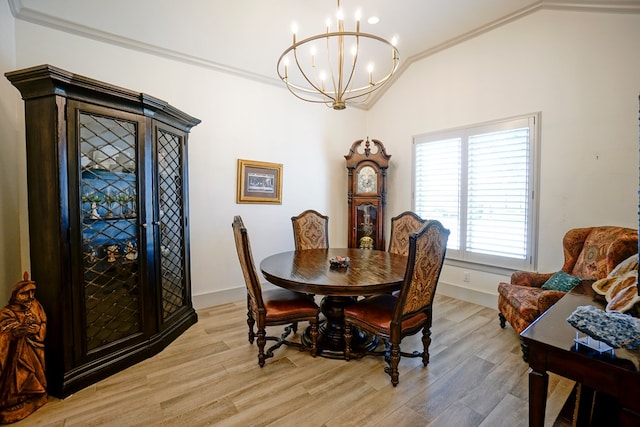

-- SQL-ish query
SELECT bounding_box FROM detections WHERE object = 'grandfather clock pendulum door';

[345,138,391,250]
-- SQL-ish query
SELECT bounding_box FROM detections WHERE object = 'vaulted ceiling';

[10,0,640,108]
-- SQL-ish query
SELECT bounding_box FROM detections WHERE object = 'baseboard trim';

[193,283,284,309]
[438,281,498,310]
[193,287,245,310]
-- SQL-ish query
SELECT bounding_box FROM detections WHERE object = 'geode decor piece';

[567,305,640,349]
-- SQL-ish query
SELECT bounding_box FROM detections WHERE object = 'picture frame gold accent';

[236,159,283,204]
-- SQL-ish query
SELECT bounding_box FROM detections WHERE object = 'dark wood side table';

[520,281,640,426]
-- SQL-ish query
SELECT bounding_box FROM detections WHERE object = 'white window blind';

[413,115,538,270]
[414,137,461,251]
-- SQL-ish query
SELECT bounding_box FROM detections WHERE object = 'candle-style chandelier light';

[277,0,400,110]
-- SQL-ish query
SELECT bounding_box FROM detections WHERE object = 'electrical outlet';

[463,272,470,282]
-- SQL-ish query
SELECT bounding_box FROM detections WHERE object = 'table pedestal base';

[301,295,379,359]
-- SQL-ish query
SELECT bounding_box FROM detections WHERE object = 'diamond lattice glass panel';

[79,112,142,351]
[158,129,185,319]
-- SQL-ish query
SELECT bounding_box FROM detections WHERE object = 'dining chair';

[291,209,329,250]
[388,211,427,257]
[343,220,449,386]
[232,216,319,367]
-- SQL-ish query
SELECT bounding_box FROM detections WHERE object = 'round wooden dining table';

[260,248,407,359]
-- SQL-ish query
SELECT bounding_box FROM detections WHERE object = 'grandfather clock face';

[357,166,377,194]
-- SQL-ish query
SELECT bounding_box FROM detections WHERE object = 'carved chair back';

[291,210,329,250]
[388,211,427,257]
[394,220,450,325]
[232,216,265,319]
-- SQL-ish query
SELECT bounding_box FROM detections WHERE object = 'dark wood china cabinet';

[5,64,200,398]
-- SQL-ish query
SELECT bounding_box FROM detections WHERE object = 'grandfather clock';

[345,138,391,250]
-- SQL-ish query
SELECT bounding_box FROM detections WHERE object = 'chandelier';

[277,0,400,110]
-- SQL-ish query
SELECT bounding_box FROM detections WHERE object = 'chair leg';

[247,311,256,344]
[257,329,267,367]
[499,312,507,328]
[247,296,255,343]
[344,324,352,361]
[387,343,400,387]
[421,327,431,367]
[310,319,318,357]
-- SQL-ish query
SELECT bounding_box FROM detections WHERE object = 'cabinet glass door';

[78,110,143,352]
[157,126,187,320]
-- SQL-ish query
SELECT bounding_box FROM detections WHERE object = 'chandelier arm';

[291,46,336,102]
[283,82,338,104]
[336,17,345,100]
[325,29,337,102]
[339,34,360,102]
[343,75,393,101]
[343,90,372,105]
[343,48,399,101]
[278,54,337,102]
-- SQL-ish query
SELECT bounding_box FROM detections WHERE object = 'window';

[413,114,539,271]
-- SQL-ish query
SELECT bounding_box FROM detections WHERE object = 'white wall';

[2,8,639,309]
[0,1,27,298]
[5,18,367,306]
[367,10,640,307]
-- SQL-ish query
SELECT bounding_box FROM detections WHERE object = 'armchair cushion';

[541,271,582,292]
[498,283,566,332]
[538,289,569,313]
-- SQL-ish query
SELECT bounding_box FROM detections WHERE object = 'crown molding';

[9,0,640,111]
[541,0,640,13]
[8,0,283,90]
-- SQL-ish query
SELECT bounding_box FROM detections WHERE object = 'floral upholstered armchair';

[497,226,638,334]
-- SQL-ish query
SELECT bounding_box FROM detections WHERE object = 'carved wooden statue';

[0,272,47,424]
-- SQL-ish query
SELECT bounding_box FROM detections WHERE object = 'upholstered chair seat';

[498,226,638,334]
[344,294,429,332]
[262,288,319,319]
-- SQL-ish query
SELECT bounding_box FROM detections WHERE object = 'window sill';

[444,257,520,276]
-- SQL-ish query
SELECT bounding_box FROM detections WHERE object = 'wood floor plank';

[479,393,529,427]
[458,351,529,417]
[424,401,485,427]
[13,294,574,427]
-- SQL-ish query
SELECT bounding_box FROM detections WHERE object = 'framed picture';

[236,159,283,204]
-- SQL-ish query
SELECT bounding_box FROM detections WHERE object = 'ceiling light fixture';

[277,0,399,110]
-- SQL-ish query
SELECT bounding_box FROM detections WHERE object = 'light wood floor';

[17,295,574,427]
